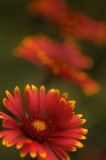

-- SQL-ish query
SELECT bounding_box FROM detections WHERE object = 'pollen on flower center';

[32,120,47,132]
[20,117,52,143]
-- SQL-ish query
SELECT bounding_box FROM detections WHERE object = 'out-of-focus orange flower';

[0,85,88,159]
[14,35,100,95]
[28,0,106,44]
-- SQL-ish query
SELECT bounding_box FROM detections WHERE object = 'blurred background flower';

[0,0,106,160]
[28,0,106,44]
[15,35,99,95]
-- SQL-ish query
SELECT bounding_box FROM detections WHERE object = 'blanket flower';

[28,0,106,44]
[15,35,100,95]
[0,85,88,159]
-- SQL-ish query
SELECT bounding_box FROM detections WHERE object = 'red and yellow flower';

[0,85,88,159]
[14,35,100,95]
[28,0,106,44]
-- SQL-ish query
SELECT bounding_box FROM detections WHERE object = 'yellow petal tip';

[2,139,7,145]
[39,152,46,158]
[77,114,83,119]
[20,152,27,158]
[6,90,10,96]
[6,143,14,147]
[25,84,31,91]
[16,144,23,149]
[3,98,7,105]
[60,97,66,103]
[32,85,38,90]
[76,141,84,148]
[79,136,86,140]
[30,152,37,158]
[0,115,3,119]
[71,147,77,152]
[40,85,45,89]
[82,129,88,134]
[63,156,70,160]
[14,86,19,92]
[81,119,86,124]
[62,93,68,99]
[49,89,55,93]
[69,100,76,109]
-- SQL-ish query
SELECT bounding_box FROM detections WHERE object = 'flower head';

[0,85,88,159]
[28,0,106,44]
[14,35,100,95]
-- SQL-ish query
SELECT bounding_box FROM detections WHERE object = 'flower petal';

[38,144,58,160]
[61,68,100,95]
[0,111,18,123]
[0,130,23,146]
[49,138,83,150]
[45,88,60,119]
[3,87,26,121]
[50,143,70,160]
[2,119,19,130]
[51,130,86,140]
[20,141,46,158]
[0,111,19,129]
[50,98,74,127]
[7,137,32,148]
[38,85,46,115]
[25,84,39,118]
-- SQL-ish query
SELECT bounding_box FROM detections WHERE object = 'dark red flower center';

[20,117,54,143]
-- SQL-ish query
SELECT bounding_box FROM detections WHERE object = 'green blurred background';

[0,0,106,159]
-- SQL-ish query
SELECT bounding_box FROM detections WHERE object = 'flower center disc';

[20,117,52,143]
[32,120,47,132]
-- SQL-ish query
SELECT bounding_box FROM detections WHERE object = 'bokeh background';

[0,0,106,159]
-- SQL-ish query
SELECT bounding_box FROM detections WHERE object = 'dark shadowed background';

[0,0,106,159]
